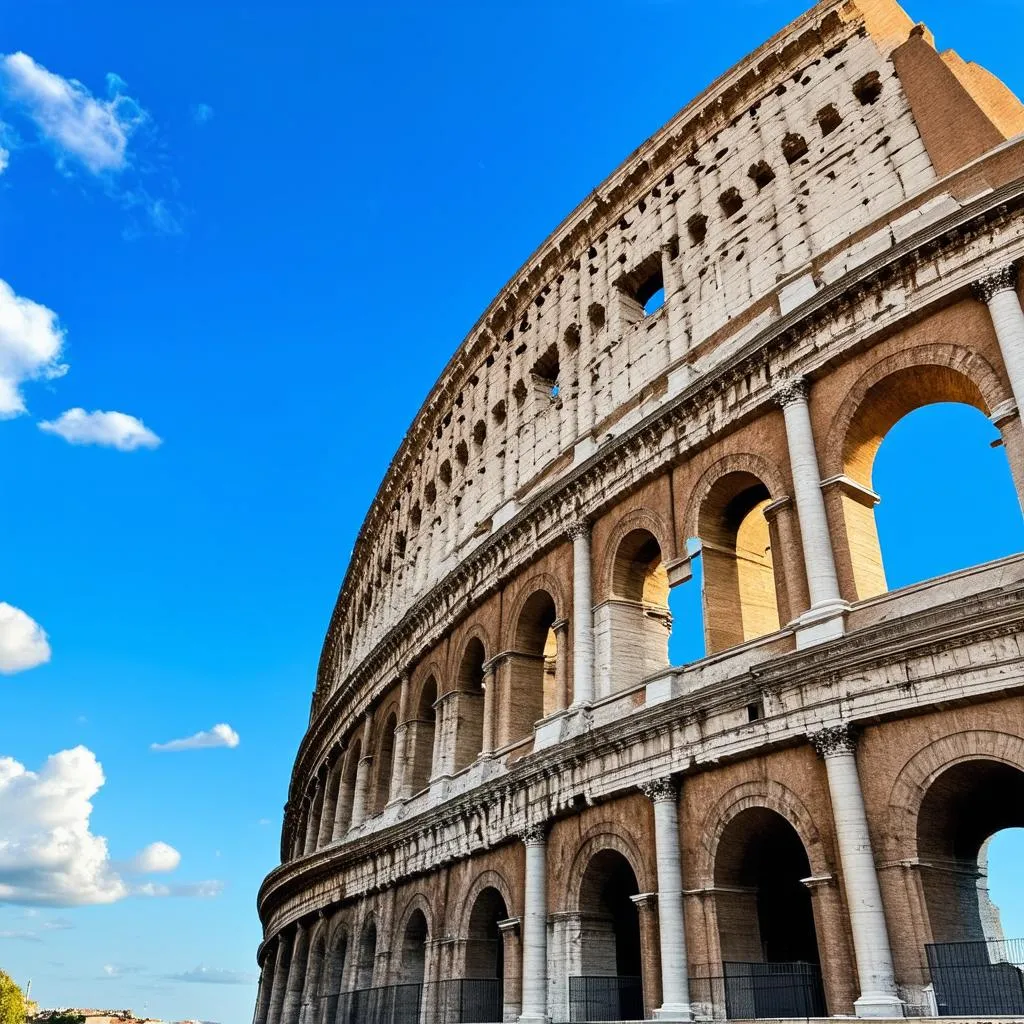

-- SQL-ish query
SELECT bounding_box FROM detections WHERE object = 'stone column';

[348,714,374,831]
[520,824,549,1024]
[332,748,352,841]
[280,922,310,1024]
[631,893,664,1019]
[811,725,902,1018]
[775,377,847,645]
[267,931,293,1024]
[389,672,411,803]
[568,520,594,706]
[304,778,324,855]
[642,779,693,1021]
[480,658,497,756]
[254,946,277,1024]
[974,264,1024,510]
[552,618,569,711]
[499,917,523,1020]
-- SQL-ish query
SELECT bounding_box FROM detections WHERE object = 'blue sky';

[0,1,1021,1022]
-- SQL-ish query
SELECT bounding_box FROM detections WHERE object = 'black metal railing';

[432,978,503,1023]
[568,975,643,1022]
[721,960,827,1020]
[927,938,1024,1016]
[335,983,423,1024]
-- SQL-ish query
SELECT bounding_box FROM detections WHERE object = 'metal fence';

[567,975,643,1022]
[335,984,423,1024]
[326,979,503,1024]
[432,979,503,1023]
[720,961,827,1020]
[927,938,1024,1016]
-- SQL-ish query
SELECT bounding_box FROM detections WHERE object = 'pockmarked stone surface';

[253,2,1024,1021]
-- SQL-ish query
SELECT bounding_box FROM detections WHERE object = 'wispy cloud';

[39,408,162,451]
[138,880,224,899]
[191,103,214,126]
[0,602,51,674]
[167,966,254,985]
[101,963,144,979]
[0,277,67,419]
[0,52,146,173]
[151,724,240,753]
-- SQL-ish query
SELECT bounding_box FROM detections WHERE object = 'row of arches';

[264,740,1024,1022]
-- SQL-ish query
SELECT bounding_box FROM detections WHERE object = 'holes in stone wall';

[719,187,744,217]
[424,481,436,505]
[531,344,560,398]
[455,440,469,467]
[853,71,883,105]
[564,323,581,350]
[492,400,506,425]
[588,302,606,331]
[688,213,708,245]
[782,132,809,164]
[817,103,843,136]
[513,379,528,408]
[395,531,407,559]
[473,419,486,446]
[748,160,776,190]
[439,460,452,487]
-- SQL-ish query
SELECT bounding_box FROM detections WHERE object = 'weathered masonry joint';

[255,1,1024,1021]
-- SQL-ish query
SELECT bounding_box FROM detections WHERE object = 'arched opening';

[341,917,379,1024]
[668,537,705,665]
[453,638,486,771]
[840,366,1022,601]
[598,529,670,695]
[697,472,781,655]
[572,849,644,1022]
[356,917,377,991]
[323,928,349,1024]
[916,759,1024,1015]
[504,590,558,745]
[372,713,397,815]
[318,760,343,847]
[396,909,428,1022]
[408,677,437,793]
[713,807,826,1018]
[462,887,508,1022]
[334,740,360,837]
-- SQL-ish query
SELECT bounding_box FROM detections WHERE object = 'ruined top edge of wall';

[315,0,929,691]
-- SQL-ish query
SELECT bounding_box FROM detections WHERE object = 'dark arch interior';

[507,590,558,742]
[373,713,397,815]
[409,676,437,793]
[611,528,666,604]
[467,886,508,980]
[400,909,429,986]
[714,807,818,965]
[356,919,377,990]
[454,638,487,771]
[515,590,557,652]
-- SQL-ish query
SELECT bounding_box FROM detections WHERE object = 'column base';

[853,991,905,1018]
[795,598,849,649]
[517,1015,550,1024]
[654,1003,694,1021]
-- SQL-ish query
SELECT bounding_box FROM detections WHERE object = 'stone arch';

[823,344,1013,601]
[448,620,493,680]
[392,890,435,956]
[566,821,655,910]
[370,706,398,816]
[456,868,517,937]
[695,779,829,887]
[683,453,791,654]
[599,506,675,601]
[408,673,439,793]
[452,634,487,771]
[354,911,379,991]
[334,737,362,836]
[503,571,567,651]
[883,729,1024,861]
[317,744,345,847]
[300,917,330,1023]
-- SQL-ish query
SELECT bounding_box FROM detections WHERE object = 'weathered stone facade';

[254,1,1024,1021]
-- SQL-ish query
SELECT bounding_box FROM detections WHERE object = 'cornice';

[290,175,1024,800]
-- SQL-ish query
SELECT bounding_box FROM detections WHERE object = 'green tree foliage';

[0,971,27,1024]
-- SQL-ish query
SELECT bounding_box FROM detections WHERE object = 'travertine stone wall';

[256,1,1024,1021]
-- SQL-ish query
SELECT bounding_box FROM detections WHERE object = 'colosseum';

[254,0,1024,1020]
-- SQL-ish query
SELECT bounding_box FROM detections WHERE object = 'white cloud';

[130,841,181,874]
[0,277,67,419]
[0,602,51,674]
[0,146,8,174]
[38,408,162,451]
[167,966,254,985]
[0,746,127,905]
[0,52,146,173]
[101,963,142,978]
[151,724,240,753]
[0,746,214,907]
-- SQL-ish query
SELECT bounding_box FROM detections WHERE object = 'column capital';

[520,822,548,845]
[774,374,809,408]
[566,518,591,541]
[973,263,1018,304]
[640,777,677,803]
[551,616,569,635]
[810,722,858,757]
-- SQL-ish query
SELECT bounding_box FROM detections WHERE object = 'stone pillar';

[267,931,293,1024]
[317,760,340,848]
[520,824,549,1024]
[631,893,664,1019]
[499,917,523,1021]
[389,672,411,803]
[430,694,446,781]
[332,748,352,841]
[811,725,902,1018]
[304,778,324,855]
[254,946,277,1024]
[348,714,374,831]
[280,923,310,1024]
[568,520,594,706]
[775,377,847,646]
[975,264,1024,510]
[552,618,569,711]
[642,779,694,1021]
[480,658,497,756]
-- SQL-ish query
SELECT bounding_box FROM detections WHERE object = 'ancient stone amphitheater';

[254,1,1024,1021]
